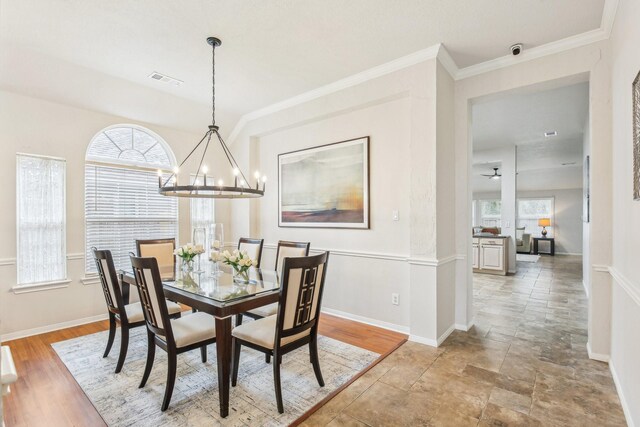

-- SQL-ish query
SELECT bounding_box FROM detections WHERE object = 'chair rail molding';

[608,266,640,307]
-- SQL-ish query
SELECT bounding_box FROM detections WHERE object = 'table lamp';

[538,218,551,237]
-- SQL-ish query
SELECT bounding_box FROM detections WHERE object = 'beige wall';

[226,57,458,344]
[0,90,210,337]
[609,0,640,424]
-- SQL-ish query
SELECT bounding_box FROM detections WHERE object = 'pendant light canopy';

[158,37,265,199]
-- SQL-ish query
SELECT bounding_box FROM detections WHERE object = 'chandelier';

[158,37,265,199]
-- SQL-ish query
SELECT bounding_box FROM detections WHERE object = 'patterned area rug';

[53,324,378,426]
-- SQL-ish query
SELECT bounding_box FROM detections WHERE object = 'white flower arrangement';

[174,243,205,262]
[212,249,257,282]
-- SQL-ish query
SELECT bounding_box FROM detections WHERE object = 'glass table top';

[163,266,279,304]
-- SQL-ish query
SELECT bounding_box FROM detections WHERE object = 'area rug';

[52,325,378,426]
[516,254,540,263]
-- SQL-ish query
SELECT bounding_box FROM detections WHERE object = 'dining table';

[119,265,280,418]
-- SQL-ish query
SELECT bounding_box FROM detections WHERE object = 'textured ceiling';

[0,0,605,133]
[472,82,588,192]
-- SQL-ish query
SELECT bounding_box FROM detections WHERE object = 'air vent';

[561,162,577,166]
[544,131,558,137]
[148,72,183,86]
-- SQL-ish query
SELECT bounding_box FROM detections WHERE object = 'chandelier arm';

[190,131,213,194]
[214,130,251,186]
[161,130,211,187]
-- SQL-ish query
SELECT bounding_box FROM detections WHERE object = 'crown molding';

[227,43,443,144]
[228,0,618,144]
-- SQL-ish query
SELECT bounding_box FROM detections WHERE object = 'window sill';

[11,279,72,294]
[81,274,100,285]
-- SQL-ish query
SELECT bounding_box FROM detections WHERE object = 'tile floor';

[301,255,627,426]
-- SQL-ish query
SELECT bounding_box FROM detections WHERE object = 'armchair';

[516,227,531,253]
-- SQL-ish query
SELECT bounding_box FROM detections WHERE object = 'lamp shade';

[538,218,551,227]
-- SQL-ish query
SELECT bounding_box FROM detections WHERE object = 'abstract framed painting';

[633,70,640,200]
[278,137,369,229]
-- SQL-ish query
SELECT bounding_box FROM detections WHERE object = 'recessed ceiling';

[472,82,588,192]
[0,0,606,133]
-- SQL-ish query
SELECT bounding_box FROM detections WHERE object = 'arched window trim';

[86,124,177,171]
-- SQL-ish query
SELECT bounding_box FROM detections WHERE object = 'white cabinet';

[472,242,480,269]
[473,237,508,275]
[481,245,503,270]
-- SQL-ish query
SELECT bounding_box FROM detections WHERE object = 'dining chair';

[237,237,264,268]
[136,238,176,281]
[92,248,182,374]
[130,255,217,411]
[236,241,310,328]
[231,252,329,413]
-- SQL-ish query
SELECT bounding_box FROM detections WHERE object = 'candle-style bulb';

[157,169,162,176]
[233,168,239,176]
[254,170,260,179]
[202,165,208,175]
[173,166,179,174]
[218,179,223,186]
[262,175,267,183]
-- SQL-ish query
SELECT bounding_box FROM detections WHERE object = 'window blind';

[85,164,178,273]
[16,154,67,285]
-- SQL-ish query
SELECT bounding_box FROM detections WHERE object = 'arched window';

[85,125,178,272]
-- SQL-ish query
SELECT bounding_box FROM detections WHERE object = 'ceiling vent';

[561,162,577,166]
[148,72,183,86]
[544,131,558,137]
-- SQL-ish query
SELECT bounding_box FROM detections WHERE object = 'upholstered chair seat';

[232,315,309,349]
[169,313,217,348]
[246,303,278,318]
[124,300,182,324]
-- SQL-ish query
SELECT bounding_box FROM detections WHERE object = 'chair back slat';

[130,255,172,339]
[92,248,123,314]
[276,252,329,339]
[275,241,310,272]
[238,237,264,268]
[136,238,176,281]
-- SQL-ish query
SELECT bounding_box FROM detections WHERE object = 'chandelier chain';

[211,42,216,126]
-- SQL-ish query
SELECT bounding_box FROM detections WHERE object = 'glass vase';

[233,268,250,284]
[192,227,206,273]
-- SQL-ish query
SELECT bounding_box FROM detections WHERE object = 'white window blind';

[190,175,215,233]
[85,125,177,273]
[85,164,178,272]
[17,154,66,285]
[478,199,502,228]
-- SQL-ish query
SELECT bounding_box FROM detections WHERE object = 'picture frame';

[633,70,640,200]
[278,137,370,229]
[583,155,590,223]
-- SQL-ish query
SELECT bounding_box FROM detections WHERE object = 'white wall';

[0,90,210,337]
[454,40,613,355]
[255,97,412,329]
[473,189,584,255]
[609,0,640,424]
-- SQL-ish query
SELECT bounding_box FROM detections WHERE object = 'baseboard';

[321,308,409,335]
[409,323,456,348]
[582,279,590,298]
[610,360,636,427]
[586,341,610,362]
[556,252,583,256]
[455,321,474,332]
[1,313,108,343]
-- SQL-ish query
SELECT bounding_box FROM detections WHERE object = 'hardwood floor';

[2,313,406,427]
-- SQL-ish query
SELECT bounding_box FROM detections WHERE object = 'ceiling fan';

[481,167,502,180]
